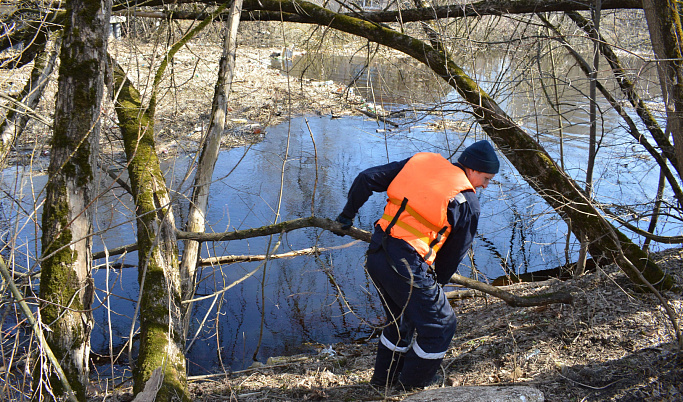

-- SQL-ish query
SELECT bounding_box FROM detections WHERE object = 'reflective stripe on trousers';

[366,245,457,359]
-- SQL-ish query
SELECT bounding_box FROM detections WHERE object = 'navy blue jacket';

[341,157,480,285]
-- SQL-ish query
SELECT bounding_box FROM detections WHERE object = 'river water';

[1,51,677,377]
[92,110,672,376]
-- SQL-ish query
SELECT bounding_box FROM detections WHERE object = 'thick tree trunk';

[241,0,675,291]
[642,0,683,181]
[108,5,230,399]
[180,0,243,335]
[38,0,109,400]
[111,61,189,401]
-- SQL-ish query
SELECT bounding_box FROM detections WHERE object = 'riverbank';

[93,248,682,401]
[6,40,374,166]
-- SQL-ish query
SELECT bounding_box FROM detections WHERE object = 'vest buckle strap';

[384,197,408,236]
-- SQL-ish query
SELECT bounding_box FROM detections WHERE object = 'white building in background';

[110,16,126,39]
[360,0,385,10]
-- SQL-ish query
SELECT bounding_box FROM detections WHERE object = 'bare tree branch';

[198,240,363,265]
[449,274,573,306]
[112,0,643,22]
[539,13,683,204]
[177,216,372,242]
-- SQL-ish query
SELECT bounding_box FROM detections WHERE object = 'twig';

[558,372,623,390]
[0,256,78,402]
[198,240,362,265]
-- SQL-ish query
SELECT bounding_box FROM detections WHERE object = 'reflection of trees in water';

[507,206,529,275]
[275,52,448,108]
[220,283,248,369]
[183,260,252,373]
[273,258,316,342]
[321,250,384,341]
[239,247,383,359]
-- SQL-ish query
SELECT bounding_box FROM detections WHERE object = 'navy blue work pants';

[366,245,457,361]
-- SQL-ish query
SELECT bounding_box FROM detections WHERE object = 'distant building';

[110,15,126,39]
[360,0,386,11]
[309,0,387,12]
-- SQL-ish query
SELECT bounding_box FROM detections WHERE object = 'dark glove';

[333,213,353,236]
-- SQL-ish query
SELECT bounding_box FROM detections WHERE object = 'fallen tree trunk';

[448,274,573,307]
[114,0,643,23]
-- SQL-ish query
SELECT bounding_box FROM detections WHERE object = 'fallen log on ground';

[491,259,597,286]
[448,275,573,306]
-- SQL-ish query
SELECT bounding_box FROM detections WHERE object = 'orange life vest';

[377,152,474,265]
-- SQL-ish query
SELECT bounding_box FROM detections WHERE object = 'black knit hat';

[457,140,500,174]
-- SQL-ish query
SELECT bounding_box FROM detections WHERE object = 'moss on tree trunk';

[112,60,189,401]
[38,0,109,399]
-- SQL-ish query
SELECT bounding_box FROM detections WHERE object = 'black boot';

[397,352,443,390]
[370,343,405,388]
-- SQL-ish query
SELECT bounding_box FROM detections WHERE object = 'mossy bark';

[241,0,675,291]
[111,60,190,401]
[38,0,110,400]
[108,6,230,398]
[642,0,683,182]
